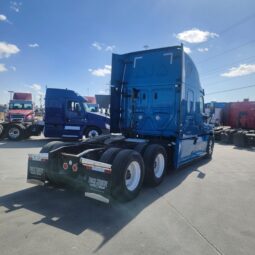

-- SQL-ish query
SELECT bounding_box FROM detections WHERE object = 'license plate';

[29,166,44,176]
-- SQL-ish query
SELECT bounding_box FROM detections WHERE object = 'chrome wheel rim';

[154,153,165,178]
[125,161,141,191]
[88,130,99,138]
[8,127,20,139]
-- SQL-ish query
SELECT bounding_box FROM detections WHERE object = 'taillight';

[72,163,78,172]
[63,162,68,170]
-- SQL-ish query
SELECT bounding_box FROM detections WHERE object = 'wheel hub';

[9,127,20,139]
[88,130,99,138]
[153,153,165,178]
[125,161,141,191]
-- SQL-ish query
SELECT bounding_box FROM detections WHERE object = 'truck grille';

[10,114,24,122]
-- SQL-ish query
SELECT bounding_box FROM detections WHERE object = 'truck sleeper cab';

[27,45,214,203]
[44,88,110,139]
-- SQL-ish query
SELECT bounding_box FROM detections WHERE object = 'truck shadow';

[0,138,61,149]
[233,146,255,152]
[0,158,210,252]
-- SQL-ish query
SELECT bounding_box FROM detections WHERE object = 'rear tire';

[143,144,167,186]
[100,147,122,164]
[111,149,144,202]
[40,141,73,186]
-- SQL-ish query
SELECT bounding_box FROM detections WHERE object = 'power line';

[203,72,255,88]
[200,55,255,78]
[219,13,255,35]
[195,13,255,66]
[205,84,255,95]
[197,39,255,65]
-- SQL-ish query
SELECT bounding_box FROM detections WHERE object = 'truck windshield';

[9,102,33,110]
[83,103,99,112]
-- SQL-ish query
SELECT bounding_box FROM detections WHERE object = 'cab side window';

[67,101,81,114]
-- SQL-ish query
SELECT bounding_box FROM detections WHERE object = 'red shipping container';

[227,101,255,129]
[13,92,32,101]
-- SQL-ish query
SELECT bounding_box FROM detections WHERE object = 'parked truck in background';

[6,92,35,123]
[0,89,110,141]
[206,100,255,147]
[0,92,44,140]
[27,45,214,203]
[44,88,110,139]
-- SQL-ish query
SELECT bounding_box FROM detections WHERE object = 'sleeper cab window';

[187,90,194,113]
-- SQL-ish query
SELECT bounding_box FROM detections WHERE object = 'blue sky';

[0,0,255,105]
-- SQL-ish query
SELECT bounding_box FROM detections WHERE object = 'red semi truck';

[0,92,43,140]
[6,92,35,123]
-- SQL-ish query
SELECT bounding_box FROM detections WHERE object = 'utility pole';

[8,91,14,100]
[39,94,43,111]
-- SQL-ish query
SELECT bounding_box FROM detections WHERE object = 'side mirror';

[202,113,210,122]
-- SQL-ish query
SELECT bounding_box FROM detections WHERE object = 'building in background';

[0,104,7,121]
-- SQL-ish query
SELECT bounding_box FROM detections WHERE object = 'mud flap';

[80,158,112,203]
[27,153,48,185]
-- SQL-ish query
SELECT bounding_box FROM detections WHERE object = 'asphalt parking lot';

[0,137,255,255]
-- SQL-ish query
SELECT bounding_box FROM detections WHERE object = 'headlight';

[105,123,110,130]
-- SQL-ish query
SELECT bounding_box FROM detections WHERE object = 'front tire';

[84,127,102,138]
[111,149,145,202]
[205,136,214,158]
[7,124,24,141]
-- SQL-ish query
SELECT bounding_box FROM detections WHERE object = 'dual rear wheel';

[100,144,167,202]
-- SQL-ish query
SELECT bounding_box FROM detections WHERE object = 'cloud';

[88,65,111,77]
[10,1,22,12]
[28,43,39,48]
[92,42,116,52]
[0,63,8,72]
[10,66,16,71]
[221,64,255,77]
[175,28,218,43]
[0,14,7,21]
[197,47,209,52]
[30,83,42,91]
[184,46,191,54]
[92,42,103,50]
[105,45,116,52]
[29,83,44,105]
[0,41,20,58]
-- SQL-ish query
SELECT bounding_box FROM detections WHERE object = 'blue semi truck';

[44,88,110,139]
[0,88,110,140]
[27,45,214,203]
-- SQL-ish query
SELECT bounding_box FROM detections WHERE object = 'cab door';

[178,89,199,166]
[63,100,86,138]
[193,94,208,157]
